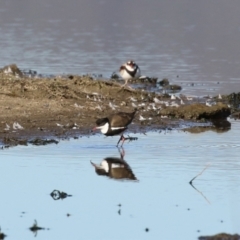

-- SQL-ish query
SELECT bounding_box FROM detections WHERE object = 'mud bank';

[0,65,233,147]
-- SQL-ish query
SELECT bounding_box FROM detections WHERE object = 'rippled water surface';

[1,119,240,239]
[1,0,240,96]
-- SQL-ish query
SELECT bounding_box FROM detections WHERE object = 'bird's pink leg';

[120,80,134,90]
[116,135,125,147]
[118,146,125,159]
[120,136,126,147]
[121,80,128,88]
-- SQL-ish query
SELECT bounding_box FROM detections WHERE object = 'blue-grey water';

[1,0,240,239]
[1,119,240,240]
[0,0,240,96]
[0,121,240,240]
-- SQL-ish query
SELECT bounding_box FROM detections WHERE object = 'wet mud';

[199,232,240,240]
[0,64,236,147]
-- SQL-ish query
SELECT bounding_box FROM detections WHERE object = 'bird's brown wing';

[105,157,137,180]
[109,112,135,128]
[110,168,137,180]
[119,65,126,71]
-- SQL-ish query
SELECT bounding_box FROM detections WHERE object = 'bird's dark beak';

[90,161,97,168]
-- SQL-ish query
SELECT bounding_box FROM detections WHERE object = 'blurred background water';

[0,0,240,96]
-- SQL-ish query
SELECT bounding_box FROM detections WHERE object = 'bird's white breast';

[97,122,109,134]
[120,68,132,80]
[100,160,109,172]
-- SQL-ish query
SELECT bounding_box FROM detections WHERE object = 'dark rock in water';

[0,227,6,239]
[199,232,240,240]
[159,103,230,120]
[159,78,169,86]
[137,76,158,84]
[1,64,23,77]
[21,69,37,77]
[3,137,27,146]
[184,124,230,134]
[158,78,182,92]
[230,111,240,119]
[50,189,72,200]
[212,119,231,130]
[163,84,182,91]
[29,138,59,146]
[111,72,120,79]
[0,233,6,239]
[227,92,240,109]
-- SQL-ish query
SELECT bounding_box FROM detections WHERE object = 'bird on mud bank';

[92,109,138,146]
[119,60,141,89]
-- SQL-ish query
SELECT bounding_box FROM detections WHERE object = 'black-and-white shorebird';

[119,60,141,88]
[92,109,137,146]
[90,148,137,180]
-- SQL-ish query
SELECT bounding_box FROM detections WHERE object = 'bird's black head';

[127,60,136,68]
[96,117,108,126]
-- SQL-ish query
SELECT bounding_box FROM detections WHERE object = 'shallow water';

[1,0,240,96]
[1,119,240,239]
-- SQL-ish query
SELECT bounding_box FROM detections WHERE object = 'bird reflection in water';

[90,148,137,181]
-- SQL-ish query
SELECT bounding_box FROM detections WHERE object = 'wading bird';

[92,109,137,146]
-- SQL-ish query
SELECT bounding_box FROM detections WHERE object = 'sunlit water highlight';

[1,119,240,240]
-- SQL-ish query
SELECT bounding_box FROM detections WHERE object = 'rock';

[0,227,6,240]
[1,64,23,77]
[29,138,59,146]
[159,78,169,86]
[158,78,182,92]
[159,103,230,120]
[164,84,182,91]
[226,92,240,109]
[199,232,240,240]
[230,111,240,119]
[111,72,120,79]
[137,76,158,84]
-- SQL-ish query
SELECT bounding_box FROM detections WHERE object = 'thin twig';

[189,164,211,204]
[189,163,211,184]
[190,181,211,204]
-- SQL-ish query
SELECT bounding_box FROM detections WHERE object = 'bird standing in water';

[119,60,141,89]
[92,109,137,146]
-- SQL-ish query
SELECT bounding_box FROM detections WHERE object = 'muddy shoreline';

[0,65,236,148]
